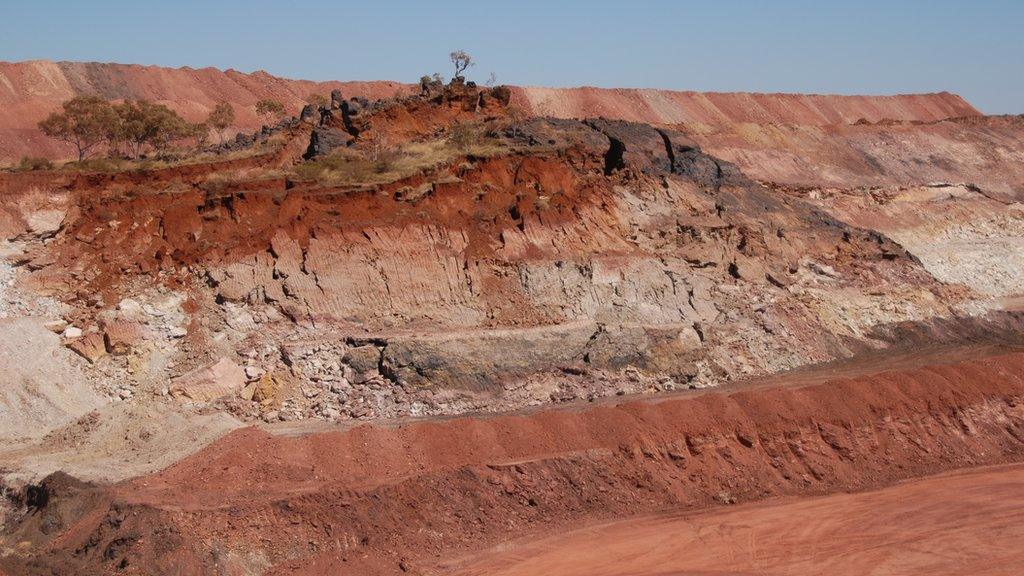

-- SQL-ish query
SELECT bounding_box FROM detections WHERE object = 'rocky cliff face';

[0,81,1017,425]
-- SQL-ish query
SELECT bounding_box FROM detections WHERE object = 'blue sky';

[2,0,1021,113]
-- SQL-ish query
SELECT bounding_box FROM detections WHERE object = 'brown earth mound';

[0,60,412,162]
[3,348,1023,574]
[0,60,980,162]
[513,87,978,126]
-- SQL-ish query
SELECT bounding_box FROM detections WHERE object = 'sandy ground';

[0,317,104,441]
[443,464,1024,576]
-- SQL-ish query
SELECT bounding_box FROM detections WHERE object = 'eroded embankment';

[6,350,1024,575]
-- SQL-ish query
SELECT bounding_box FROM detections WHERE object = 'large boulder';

[169,358,247,403]
[330,89,344,109]
[304,126,352,159]
[299,104,318,124]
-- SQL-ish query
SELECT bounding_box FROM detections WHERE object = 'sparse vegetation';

[207,102,236,144]
[38,96,118,161]
[446,121,484,151]
[17,156,54,171]
[504,105,528,138]
[37,96,205,162]
[450,50,474,80]
[292,148,382,183]
[112,100,193,158]
[292,123,508,186]
[255,99,286,122]
[306,93,329,108]
[190,122,210,151]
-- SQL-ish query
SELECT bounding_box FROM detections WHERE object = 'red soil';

[11,348,1022,575]
[0,60,411,161]
[0,60,980,162]
[125,349,1024,510]
[445,463,1024,576]
[512,86,979,126]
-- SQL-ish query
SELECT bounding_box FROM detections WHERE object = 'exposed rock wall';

[690,116,1024,199]
[5,118,957,408]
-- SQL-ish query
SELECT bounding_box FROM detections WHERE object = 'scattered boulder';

[66,333,107,364]
[102,321,147,356]
[25,209,65,238]
[44,319,68,334]
[299,104,318,124]
[486,85,512,107]
[343,345,381,374]
[251,372,293,406]
[169,358,247,403]
[341,99,364,117]
[304,126,352,159]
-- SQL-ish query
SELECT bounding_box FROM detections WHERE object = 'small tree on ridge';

[38,96,117,161]
[450,50,474,80]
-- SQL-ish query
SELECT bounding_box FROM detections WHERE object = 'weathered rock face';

[2,60,1024,576]
[0,99,978,420]
[0,319,105,441]
[1,76,1022,425]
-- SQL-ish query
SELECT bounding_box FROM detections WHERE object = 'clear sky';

[2,0,1021,113]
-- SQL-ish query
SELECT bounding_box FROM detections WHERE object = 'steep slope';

[0,80,1018,426]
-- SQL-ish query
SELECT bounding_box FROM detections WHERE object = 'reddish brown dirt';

[0,60,980,162]
[8,349,1024,575]
[19,151,614,307]
[689,115,1024,200]
[0,60,412,161]
[512,87,979,126]
[443,463,1024,576]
